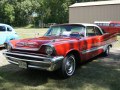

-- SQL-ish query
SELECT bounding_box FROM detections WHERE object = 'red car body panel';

[53,33,116,61]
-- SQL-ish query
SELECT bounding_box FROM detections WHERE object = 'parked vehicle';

[0,23,19,47]
[94,21,120,34]
[3,23,117,78]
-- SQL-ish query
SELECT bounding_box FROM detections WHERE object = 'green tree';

[0,0,15,24]
[0,0,108,26]
[4,3,15,24]
[13,0,33,26]
[39,0,75,24]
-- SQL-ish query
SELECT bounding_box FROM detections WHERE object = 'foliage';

[0,0,15,24]
[0,0,107,26]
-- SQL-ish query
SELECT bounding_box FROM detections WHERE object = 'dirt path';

[0,49,9,67]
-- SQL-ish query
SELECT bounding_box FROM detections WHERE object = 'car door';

[5,26,18,43]
[82,26,103,60]
[0,26,7,45]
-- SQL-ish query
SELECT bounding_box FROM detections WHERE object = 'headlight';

[46,46,53,55]
[7,44,12,51]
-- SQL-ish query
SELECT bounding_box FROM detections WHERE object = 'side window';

[0,26,6,31]
[71,27,80,33]
[110,23,114,27]
[114,24,120,27]
[71,27,85,33]
[86,26,96,37]
[94,27,102,35]
[7,27,12,32]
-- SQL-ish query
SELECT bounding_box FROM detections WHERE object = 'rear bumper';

[3,51,64,71]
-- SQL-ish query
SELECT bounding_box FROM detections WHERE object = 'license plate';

[18,61,27,69]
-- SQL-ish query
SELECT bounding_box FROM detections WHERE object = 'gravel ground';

[0,48,9,67]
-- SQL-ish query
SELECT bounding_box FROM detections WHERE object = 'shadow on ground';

[0,49,120,90]
[0,47,5,50]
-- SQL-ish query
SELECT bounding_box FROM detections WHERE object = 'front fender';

[5,34,19,44]
[65,49,80,57]
[54,41,80,57]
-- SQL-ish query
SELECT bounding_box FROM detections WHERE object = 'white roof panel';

[69,23,98,27]
[69,0,120,8]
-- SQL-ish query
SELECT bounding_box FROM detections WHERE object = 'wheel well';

[66,50,81,65]
[109,44,112,48]
[103,44,112,53]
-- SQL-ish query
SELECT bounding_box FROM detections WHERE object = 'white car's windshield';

[44,25,85,37]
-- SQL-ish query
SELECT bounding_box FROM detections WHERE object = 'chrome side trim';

[81,41,117,54]
[82,46,104,54]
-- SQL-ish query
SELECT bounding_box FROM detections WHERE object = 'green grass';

[15,28,48,39]
[117,35,120,41]
[113,35,120,48]
[0,28,120,90]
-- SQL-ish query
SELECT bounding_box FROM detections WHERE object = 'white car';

[0,23,19,47]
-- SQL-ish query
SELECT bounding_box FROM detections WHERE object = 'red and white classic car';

[3,23,117,78]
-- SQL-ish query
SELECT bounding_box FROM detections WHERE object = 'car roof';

[110,21,120,24]
[72,23,98,27]
[52,23,98,27]
[0,23,12,27]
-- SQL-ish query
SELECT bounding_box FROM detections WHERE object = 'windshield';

[0,26,6,31]
[44,25,85,37]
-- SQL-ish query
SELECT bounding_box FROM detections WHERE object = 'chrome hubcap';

[65,56,75,76]
[106,47,109,55]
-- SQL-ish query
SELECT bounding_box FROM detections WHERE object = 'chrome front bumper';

[3,51,64,71]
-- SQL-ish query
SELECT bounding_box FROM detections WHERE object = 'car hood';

[14,36,78,50]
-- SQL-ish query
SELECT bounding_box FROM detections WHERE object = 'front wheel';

[61,54,76,78]
[4,43,8,49]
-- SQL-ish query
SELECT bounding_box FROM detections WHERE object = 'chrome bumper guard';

[3,51,64,71]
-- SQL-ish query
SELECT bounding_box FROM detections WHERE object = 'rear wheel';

[103,46,110,56]
[61,54,76,78]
